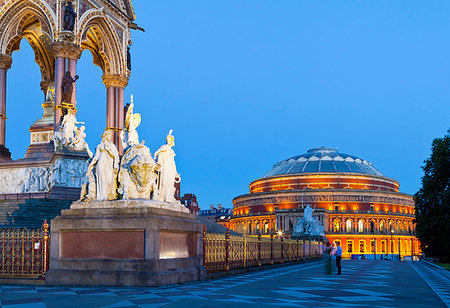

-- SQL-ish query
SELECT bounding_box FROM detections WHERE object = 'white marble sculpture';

[120,95,141,151]
[292,205,325,237]
[69,126,93,157]
[83,131,120,201]
[118,142,159,200]
[154,130,181,204]
[61,110,84,145]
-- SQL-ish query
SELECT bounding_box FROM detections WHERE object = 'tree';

[414,129,450,262]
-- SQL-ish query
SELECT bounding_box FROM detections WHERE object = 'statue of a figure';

[85,131,120,201]
[63,1,77,32]
[46,83,55,102]
[69,126,93,158]
[127,45,132,71]
[154,130,180,203]
[292,204,325,237]
[120,96,141,150]
[61,110,84,145]
[61,71,79,105]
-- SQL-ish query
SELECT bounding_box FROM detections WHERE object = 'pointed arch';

[79,12,126,76]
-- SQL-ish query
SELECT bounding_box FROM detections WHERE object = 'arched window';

[346,219,352,233]
[380,220,384,233]
[248,222,252,235]
[264,222,269,234]
[358,220,364,233]
[370,221,375,233]
[333,220,340,232]
[256,222,260,234]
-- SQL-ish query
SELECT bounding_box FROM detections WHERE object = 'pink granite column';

[0,54,12,160]
[54,57,65,129]
[102,75,129,155]
[51,43,82,130]
[69,58,77,110]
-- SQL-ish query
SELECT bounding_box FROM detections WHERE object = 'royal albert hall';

[230,147,421,259]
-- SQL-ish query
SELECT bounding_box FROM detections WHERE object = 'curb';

[421,259,446,270]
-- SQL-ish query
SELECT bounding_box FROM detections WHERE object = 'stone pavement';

[0,260,448,307]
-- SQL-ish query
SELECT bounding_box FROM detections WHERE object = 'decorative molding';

[0,53,11,70]
[102,74,128,88]
[51,41,82,60]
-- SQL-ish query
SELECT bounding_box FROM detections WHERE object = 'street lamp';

[277,230,283,238]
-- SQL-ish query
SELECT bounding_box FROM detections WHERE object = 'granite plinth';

[70,199,189,213]
[45,205,206,286]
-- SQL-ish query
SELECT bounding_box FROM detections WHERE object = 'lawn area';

[436,263,450,270]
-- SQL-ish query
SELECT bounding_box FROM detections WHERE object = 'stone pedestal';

[45,201,206,286]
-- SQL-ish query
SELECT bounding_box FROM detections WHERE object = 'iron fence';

[203,227,323,273]
[0,221,49,278]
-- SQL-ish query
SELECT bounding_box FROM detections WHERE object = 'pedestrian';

[335,242,342,275]
[324,242,332,274]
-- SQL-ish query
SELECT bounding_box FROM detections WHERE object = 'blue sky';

[6,1,450,208]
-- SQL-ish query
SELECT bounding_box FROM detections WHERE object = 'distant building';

[231,147,421,259]
[199,205,232,229]
[180,193,200,215]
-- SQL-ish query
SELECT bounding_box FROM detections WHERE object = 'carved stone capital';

[0,54,12,70]
[102,74,129,88]
[51,42,82,60]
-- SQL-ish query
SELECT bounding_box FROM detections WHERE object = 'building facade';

[231,147,420,259]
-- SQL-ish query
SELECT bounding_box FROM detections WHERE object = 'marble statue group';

[78,96,181,205]
[292,205,325,237]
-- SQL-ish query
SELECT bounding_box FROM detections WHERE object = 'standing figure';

[87,131,120,201]
[70,126,93,157]
[61,71,79,105]
[127,45,132,71]
[61,110,84,145]
[63,1,77,31]
[154,130,180,203]
[120,96,141,150]
[335,242,343,275]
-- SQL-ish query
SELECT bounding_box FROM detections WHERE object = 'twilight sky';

[6,1,450,209]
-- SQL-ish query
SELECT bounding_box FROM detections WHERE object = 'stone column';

[102,74,129,155]
[51,42,82,129]
[0,54,12,160]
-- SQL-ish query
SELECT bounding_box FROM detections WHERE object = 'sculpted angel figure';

[86,131,120,201]
[120,95,141,150]
[154,130,181,203]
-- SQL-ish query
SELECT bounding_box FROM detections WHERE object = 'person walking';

[336,242,342,275]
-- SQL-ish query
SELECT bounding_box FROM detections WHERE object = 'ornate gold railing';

[0,221,49,278]
[203,227,323,273]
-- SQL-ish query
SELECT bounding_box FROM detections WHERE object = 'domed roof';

[264,147,383,177]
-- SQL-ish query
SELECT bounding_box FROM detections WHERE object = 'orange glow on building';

[230,147,420,259]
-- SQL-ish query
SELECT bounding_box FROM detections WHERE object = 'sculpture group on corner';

[79,96,181,206]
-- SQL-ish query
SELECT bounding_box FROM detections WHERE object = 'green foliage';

[414,129,450,262]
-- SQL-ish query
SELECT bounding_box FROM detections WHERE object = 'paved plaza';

[0,260,448,307]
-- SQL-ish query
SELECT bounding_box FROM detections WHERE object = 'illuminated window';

[346,219,352,233]
[264,222,269,234]
[358,220,364,233]
[381,240,386,253]
[347,240,353,253]
[256,222,260,233]
[359,240,365,253]
[380,220,384,233]
[371,240,375,253]
[333,220,340,232]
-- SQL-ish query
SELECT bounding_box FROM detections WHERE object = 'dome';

[264,147,383,177]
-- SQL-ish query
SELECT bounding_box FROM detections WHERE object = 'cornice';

[102,74,129,88]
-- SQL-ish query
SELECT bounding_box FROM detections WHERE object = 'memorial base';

[45,201,206,286]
